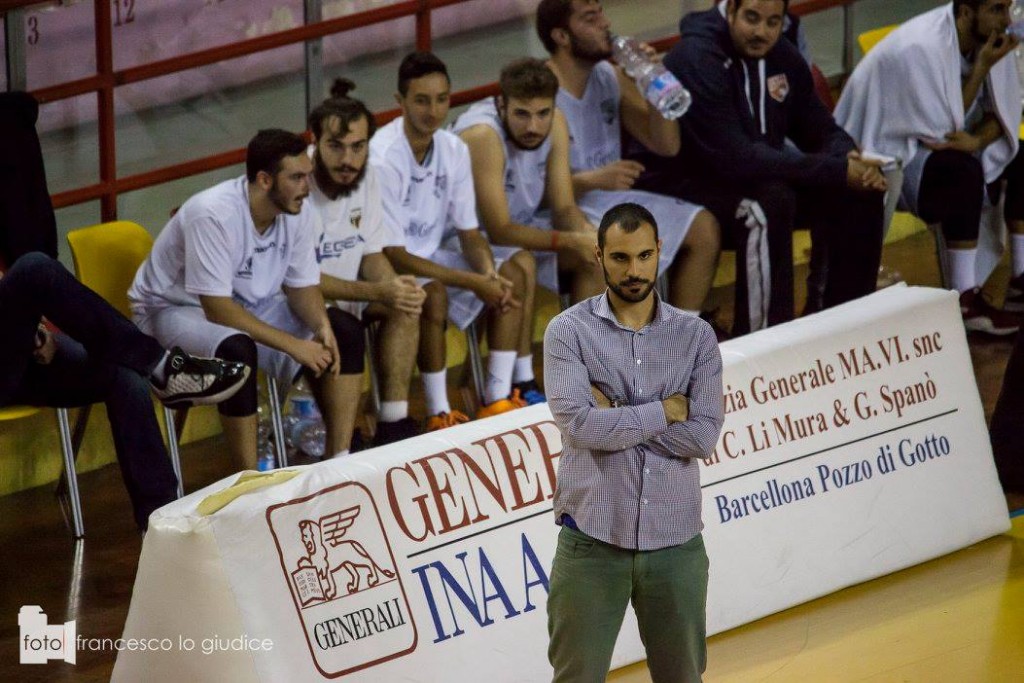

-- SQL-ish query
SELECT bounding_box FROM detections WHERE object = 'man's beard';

[499,113,546,151]
[268,181,304,215]
[604,269,655,303]
[569,30,613,63]
[314,154,366,200]
[972,16,989,46]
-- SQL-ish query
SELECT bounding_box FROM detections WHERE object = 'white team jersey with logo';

[129,176,320,318]
[308,163,385,284]
[369,117,478,259]
[556,60,621,173]
[451,98,551,226]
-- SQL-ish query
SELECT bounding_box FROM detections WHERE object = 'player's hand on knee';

[474,272,521,313]
[846,157,887,192]
[385,275,426,315]
[292,338,333,376]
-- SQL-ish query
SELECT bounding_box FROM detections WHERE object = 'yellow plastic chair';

[67,220,291,476]
[66,221,186,497]
[67,220,153,318]
[0,405,83,538]
[857,25,897,55]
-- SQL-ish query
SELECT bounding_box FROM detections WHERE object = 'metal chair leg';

[366,325,382,415]
[930,224,950,289]
[56,408,85,539]
[163,406,185,498]
[267,377,289,468]
[465,322,486,405]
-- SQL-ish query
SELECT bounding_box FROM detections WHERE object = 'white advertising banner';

[113,285,1009,682]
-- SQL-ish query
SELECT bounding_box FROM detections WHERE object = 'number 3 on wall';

[27,16,39,45]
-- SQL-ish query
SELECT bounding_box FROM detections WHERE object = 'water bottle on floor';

[287,379,326,459]
[611,35,691,120]
[256,407,276,471]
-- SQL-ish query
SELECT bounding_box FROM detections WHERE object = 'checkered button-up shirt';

[544,293,724,551]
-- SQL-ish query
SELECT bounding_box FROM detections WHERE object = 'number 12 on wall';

[113,0,136,27]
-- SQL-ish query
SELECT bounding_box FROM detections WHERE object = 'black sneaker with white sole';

[1004,273,1024,313]
[150,347,250,408]
[373,417,420,446]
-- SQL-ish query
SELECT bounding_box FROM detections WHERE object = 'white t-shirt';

[451,98,552,227]
[129,176,320,318]
[556,60,621,173]
[369,117,478,259]
[308,161,386,284]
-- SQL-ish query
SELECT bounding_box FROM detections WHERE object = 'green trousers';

[547,525,709,683]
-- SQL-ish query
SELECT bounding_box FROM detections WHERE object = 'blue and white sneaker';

[513,380,546,405]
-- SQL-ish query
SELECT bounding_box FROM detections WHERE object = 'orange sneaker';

[425,410,470,432]
[477,389,527,419]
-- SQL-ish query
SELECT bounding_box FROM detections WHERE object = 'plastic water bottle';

[296,421,327,459]
[1012,1,1024,104]
[287,380,326,459]
[256,405,276,471]
[611,35,691,120]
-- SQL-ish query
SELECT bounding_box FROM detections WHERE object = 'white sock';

[379,400,408,423]
[1012,234,1024,278]
[331,450,349,459]
[513,355,534,383]
[421,370,450,416]
[484,350,517,404]
[947,248,977,293]
[150,351,171,383]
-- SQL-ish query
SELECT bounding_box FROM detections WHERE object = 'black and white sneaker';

[373,417,420,447]
[150,347,250,408]
[1004,274,1024,313]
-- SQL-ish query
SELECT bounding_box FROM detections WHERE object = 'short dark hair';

[597,202,659,249]
[308,78,377,141]
[499,58,559,101]
[953,0,986,14]
[729,0,790,12]
[536,0,575,54]
[397,51,450,96]
[246,129,307,182]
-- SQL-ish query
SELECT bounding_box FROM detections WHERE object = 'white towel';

[835,3,1020,184]
[835,3,1021,285]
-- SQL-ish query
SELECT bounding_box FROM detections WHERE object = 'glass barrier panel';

[113,42,305,177]
[39,92,99,193]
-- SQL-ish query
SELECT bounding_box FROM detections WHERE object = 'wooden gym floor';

[1,230,1022,681]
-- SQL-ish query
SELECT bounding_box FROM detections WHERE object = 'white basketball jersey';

[129,176,319,318]
[556,60,622,173]
[308,161,386,284]
[451,98,551,226]
[370,118,478,259]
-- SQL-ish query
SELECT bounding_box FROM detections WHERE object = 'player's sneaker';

[425,410,470,432]
[477,389,528,419]
[373,417,420,446]
[150,347,250,408]
[1004,273,1024,313]
[512,380,546,405]
[960,288,1020,336]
